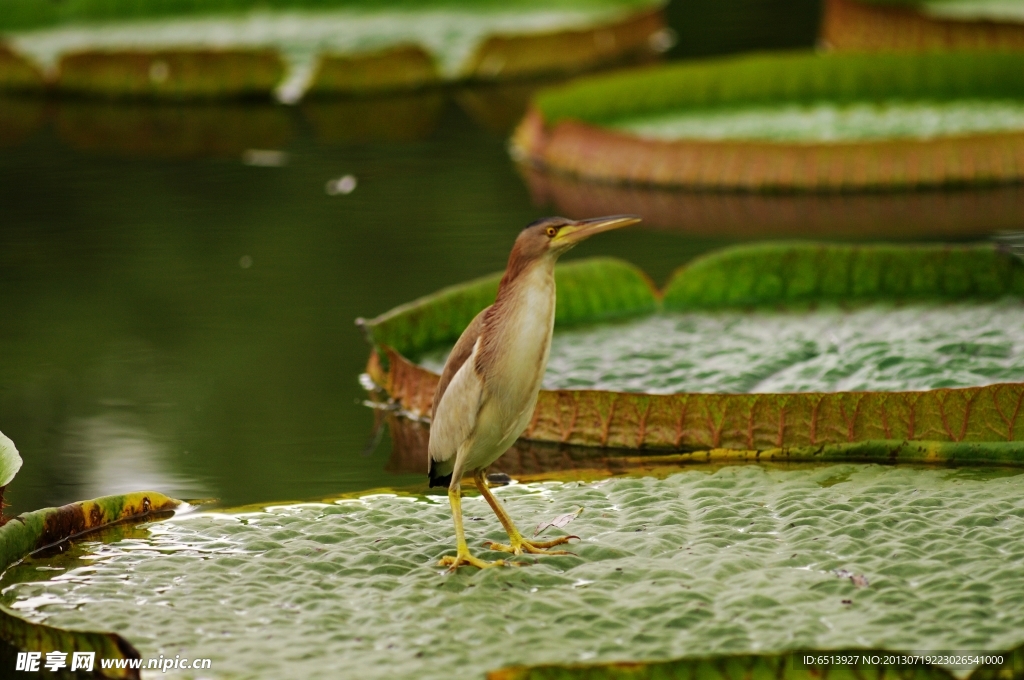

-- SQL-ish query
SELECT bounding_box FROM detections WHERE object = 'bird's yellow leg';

[473,470,576,556]
[438,483,507,571]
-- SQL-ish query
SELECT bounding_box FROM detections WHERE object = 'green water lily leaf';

[0,490,180,572]
[516,52,1024,189]
[663,242,1024,310]
[0,491,180,678]
[530,52,1024,130]
[0,430,22,489]
[4,468,1024,678]
[2,0,665,102]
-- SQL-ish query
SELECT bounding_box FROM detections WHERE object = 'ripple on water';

[3,465,1024,679]
[421,301,1024,393]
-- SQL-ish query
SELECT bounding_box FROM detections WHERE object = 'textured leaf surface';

[5,467,1024,679]
[0,491,180,678]
[383,349,1024,458]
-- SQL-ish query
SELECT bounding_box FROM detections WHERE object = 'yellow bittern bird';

[428,214,641,570]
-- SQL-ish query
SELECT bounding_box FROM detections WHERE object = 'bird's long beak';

[554,214,642,245]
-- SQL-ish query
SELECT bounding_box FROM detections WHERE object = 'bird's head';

[511,215,642,265]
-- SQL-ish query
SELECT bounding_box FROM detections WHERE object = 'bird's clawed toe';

[439,552,508,571]
[531,535,579,550]
[485,535,578,556]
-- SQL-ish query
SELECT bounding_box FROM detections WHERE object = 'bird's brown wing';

[431,306,488,421]
[427,306,489,470]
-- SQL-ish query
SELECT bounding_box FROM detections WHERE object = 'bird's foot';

[485,534,578,556]
[439,551,508,572]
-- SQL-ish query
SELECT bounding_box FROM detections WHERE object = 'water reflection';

[523,166,1024,239]
[55,100,294,158]
[61,413,206,502]
[304,92,445,144]
[455,81,558,135]
[0,79,565,162]
[0,97,44,147]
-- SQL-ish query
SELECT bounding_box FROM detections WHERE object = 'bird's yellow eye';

[546,227,557,238]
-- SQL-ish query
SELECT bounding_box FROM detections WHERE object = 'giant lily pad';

[511,51,1024,190]
[360,242,1024,463]
[0,0,667,101]
[4,467,1024,678]
[0,491,181,678]
[822,0,1024,53]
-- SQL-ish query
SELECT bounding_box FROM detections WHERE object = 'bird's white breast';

[489,266,555,407]
[467,265,555,468]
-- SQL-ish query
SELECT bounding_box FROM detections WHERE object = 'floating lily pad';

[4,467,1024,678]
[361,243,1024,461]
[0,491,181,677]
[511,51,1024,190]
[823,0,1024,53]
[0,1,666,101]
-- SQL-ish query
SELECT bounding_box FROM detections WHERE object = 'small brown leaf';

[832,568,869,587]
[534,507,583,537]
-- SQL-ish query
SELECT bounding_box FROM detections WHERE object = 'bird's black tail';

[428,459,453,489]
